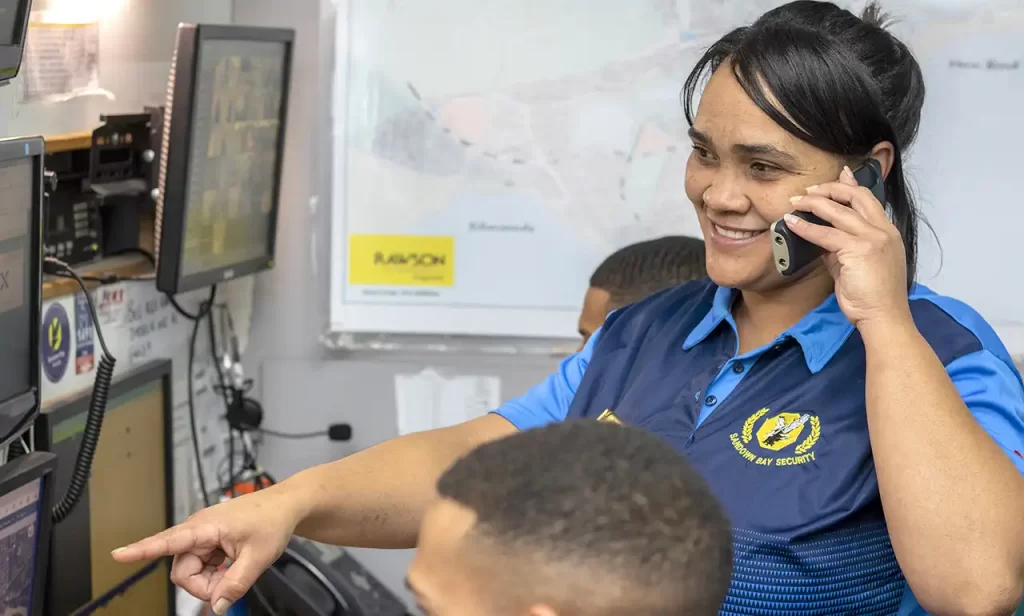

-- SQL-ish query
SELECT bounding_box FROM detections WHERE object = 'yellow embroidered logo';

[596,409,623,425]
[730,407,821,467]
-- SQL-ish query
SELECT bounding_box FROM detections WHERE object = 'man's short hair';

[589,235,706,308]
[435,421,733,616]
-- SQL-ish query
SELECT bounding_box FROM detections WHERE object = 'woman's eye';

[750,162,781,177]
[693,146,715,162]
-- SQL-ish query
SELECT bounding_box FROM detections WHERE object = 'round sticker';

[41,303,71,383]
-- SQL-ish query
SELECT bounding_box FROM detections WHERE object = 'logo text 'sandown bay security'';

[348,234,455,287]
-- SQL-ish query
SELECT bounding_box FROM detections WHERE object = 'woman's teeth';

[714,224,764,240]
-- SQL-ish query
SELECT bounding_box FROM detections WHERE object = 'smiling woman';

[109,4,1024,616]
[681,1,921,298]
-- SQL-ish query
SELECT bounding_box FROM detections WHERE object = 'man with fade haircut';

[580,235,706,347]
[406,421,733,616]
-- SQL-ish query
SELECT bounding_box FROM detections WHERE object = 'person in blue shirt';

[113,2,1024,615]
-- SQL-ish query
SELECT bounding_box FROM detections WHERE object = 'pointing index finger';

[112,525,204,562]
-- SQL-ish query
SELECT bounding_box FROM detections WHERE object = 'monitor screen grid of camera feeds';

[183,39,284,278]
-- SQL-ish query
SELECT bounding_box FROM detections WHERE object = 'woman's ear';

[869,141,896,179]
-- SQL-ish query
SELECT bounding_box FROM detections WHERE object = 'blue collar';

[682,285,856,374]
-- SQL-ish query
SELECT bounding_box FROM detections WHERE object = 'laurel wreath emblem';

[741,408,769,444]
[795,416,821,454]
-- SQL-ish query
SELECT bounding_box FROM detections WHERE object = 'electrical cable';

[258,428,329,439]
[187,286,217,507]
[207,303,334,442]
[216,436,257,490]
[206,295,240,496]
[228,424,235,498]
[43,257,117,524]
[203,300,353,474]
[207,300,232,413]
[45,248,193,320]
[49,271,154,285]
[109,252,198,319]
[217,450,249,489]
[45,251,212,512]
[168,294,202,321]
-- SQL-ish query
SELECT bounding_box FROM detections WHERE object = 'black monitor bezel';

[0,136,44,452]
[155,23,294,296]
[34,359,175,615]
[0,450,58,616]
[0,0,33,82]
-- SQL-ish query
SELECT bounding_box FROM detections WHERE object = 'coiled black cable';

[43,257,117,524]
[53,354,114,522]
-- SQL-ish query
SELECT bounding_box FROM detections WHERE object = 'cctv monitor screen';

[0,0,30,81]
[0,148,40,412]
[181,38,285,278]
[156,25,292,295]
[0,0,23,46]
[0,452,56,616]
[0,477,43,612]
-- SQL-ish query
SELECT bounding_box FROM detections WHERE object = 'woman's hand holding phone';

[784,165,912,333]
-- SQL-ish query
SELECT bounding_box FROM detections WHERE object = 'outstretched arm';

[111,414,515,613]
[111,331,597,613]
[289,413,517,547]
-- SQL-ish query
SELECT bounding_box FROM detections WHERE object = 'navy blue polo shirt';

[493,279,1024,616]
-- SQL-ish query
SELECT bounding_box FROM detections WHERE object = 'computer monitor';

[0,136,44,451]
[154,24,293,295]
[0,0,32,84]
[0,450,57,616]
[36,359,173,615]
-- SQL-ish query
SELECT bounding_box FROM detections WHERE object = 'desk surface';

[42,254,154,300]
[45,131,93,154]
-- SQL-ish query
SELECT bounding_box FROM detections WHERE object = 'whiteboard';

[329,0,1024,348]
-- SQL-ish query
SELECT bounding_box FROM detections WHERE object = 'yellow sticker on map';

[348,234,454,287]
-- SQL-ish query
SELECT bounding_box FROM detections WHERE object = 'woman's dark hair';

[682,1,926,286]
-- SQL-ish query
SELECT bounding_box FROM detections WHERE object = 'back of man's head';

[431,421,732,616]
[589,235,706,309]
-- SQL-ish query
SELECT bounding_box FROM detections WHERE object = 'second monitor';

[155,24,294,295]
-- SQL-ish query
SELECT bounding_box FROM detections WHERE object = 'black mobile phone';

[770,158,885,276]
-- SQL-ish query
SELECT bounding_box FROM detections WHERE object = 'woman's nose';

[701,181,749,214]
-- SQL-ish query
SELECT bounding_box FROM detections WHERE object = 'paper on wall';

[21,19,107,103]
[394,368,501,436]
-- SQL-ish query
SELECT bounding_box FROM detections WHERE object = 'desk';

[42,254,154,300]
